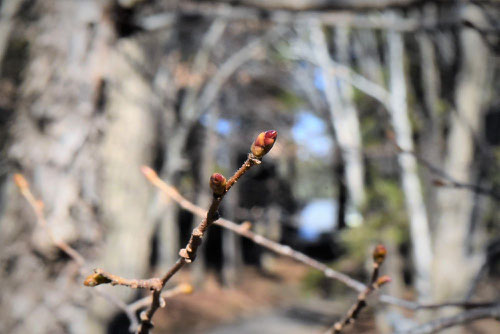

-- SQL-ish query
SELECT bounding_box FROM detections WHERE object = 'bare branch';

[400,305,500,334]
[84,269,163,290]
[14,174,85,265]
[141,164,366,292]
[141,164,500,314]
[195,26,285,116]
[326,245,391,334]
[126,131,276,333]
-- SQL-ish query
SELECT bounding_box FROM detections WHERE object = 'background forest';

[0,0,499,333]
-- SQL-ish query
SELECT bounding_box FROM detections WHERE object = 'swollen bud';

[209,173,227,195]
[376,275,392,287]
[373,244,387,265]
[250,130,277,158]
[83,272,111,287]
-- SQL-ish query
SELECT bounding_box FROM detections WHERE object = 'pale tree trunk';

[310,22,365,211]
[90,38,158,333]
[415,4,443,236]
[386,17,433,302]
[432,5,490,332]
[0,1,115,333]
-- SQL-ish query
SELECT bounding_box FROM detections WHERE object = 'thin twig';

[84,268,163,290]
[400,305,500,334]
[326,245,390,334]
[14,174,85,266]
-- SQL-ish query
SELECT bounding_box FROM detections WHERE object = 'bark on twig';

[84,269,163,290]
[326,245,391,334]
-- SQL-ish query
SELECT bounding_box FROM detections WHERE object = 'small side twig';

[84,268,163,290]
[326,245,391,334]
[14,174,85,266]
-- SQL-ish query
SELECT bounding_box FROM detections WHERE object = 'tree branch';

[83,130,278,334]
[400,305,500,334]
[141,165,500,314]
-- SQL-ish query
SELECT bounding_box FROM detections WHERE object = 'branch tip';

[84,271,112,287]
[250,130,277,158]
[373,244,387,265]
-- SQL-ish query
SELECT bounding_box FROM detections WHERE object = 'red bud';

[373,244,387,265]
[210,173,227,195]
[251,130,277,158]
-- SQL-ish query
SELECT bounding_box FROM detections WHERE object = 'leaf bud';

[250,130,277,158]
[373,244,387,265]
[209,173,227,195]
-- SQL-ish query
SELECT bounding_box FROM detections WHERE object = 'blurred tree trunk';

[386,17,433,301]
[415,4,443,236]
[310,23,365,212]
[91,37,158,332]
[0,1,118,333]
[432,5,490,332]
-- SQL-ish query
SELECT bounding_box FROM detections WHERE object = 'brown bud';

[13,173,29,190]
[376,275,392,287]
[373,244,387,265]
[209,173,227,195]
[83,272,112,287]
[250,130,277,158]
